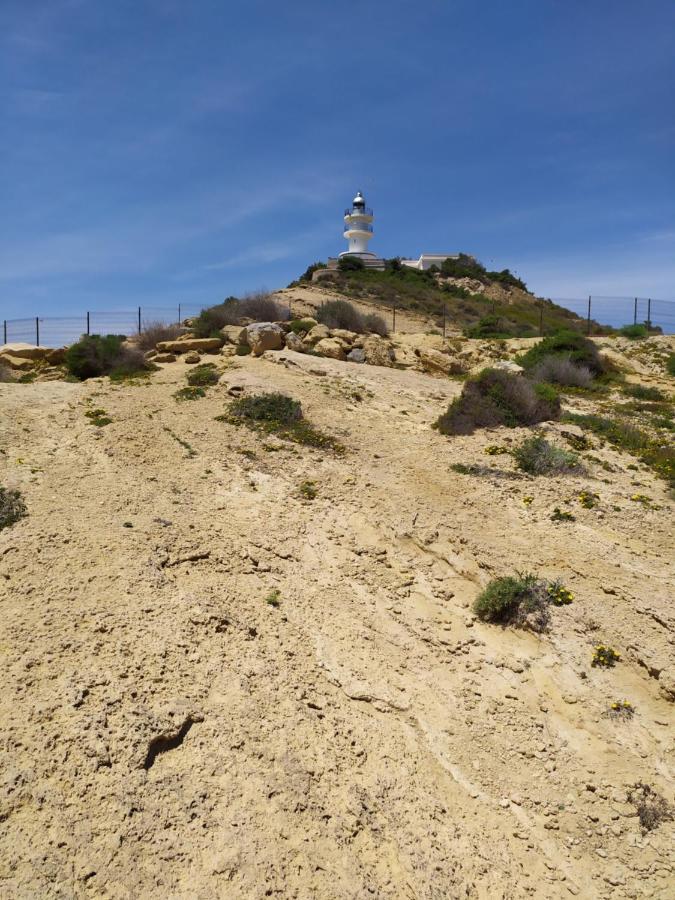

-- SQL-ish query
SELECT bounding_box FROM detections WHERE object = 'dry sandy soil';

[1,339,674,899]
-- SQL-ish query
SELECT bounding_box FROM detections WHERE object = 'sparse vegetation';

[434,368,560,436]
[174,386,206,401]
[547,581,574,605]
[517,330,606,377]
[219,392,345,453]
[65,334,150,381]
[606,700,635,720]
[591,645,620,667]
[186,364,219,387]
[667,354,675,377]
[236,344,252,356]
[316,299,366,332]
[578,489,599,508]
[288,318,317,335]
[192,292,287,338]
[137,321,185,351]
[512,435,580,475]
[0,486,27,530]
[473,572,551,631]
[623,383,666,402]
[299,480,317,500]
[265,589,281,607]
[550,507,575,522]
[85,408,112,426]
[531,355,594,389]
[337,255,365,272]
[627,783,674,832]
[163,426,197,457]
[619,324,648,340]
[363,312,389,336]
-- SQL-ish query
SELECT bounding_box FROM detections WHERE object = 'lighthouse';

[339,191,377,261]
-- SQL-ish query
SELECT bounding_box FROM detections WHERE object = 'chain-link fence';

[1,295,674,347]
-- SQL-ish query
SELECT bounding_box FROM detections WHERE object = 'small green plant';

[512,435,580,475]
[174,386,206,402]
[288,318,317,335]
[220,393,344,453]
[484,445,509,455]
[85,408,112,427]
[17,372,36,383]
[0,487,27,530]
[473,573,551,631]
[627,783,674,832]
[265,589,281,607]
[619,324,648,339]
[163,426,197,458]
[551,507,575,522]
[630,493,651,505]
[517,330,606,376]
[547,581,574,605]
[578,489,599,508]
[235,344,252,356]
[606,700,635,720]
[591,645,620,667]
[299,480,317,500]
[187,364,219,387]
[65,334,150,381]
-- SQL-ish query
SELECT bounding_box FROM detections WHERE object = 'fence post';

[178,303,181,325]
[36,317,40,347]
[647,298,651,330]
[138,306,141,334]
[392,303,396,333]
[3,320,6,345]
[442,303,446,339]
[586,296,592,335]
[633,297,638,326]
[538,303,544,336]
[86,311,90,335]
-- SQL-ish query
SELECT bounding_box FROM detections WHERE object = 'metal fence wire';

[1,296,674,348]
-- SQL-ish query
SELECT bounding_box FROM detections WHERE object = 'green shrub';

[337,255,365,272]
[517,330,605,376]
[288,318,317,335]
[235,344,252,356]
[239,292,285,321]
[623,383,666,402]
[317,299,365,332]
[192,298,240,337]
[0,487,27,530]
[85,408,112,426]
[473,573,551,631]
[513,435,580,475]
[619,324,648,340]
[464,315,513,339]
[563,413,650,453]
[531,355,594,388]
[174,386,206,401]
[299,261,326,281]
[187,364,219,387]
[65,334,148,381]
[434,368,560,435]
[299,480,317,500]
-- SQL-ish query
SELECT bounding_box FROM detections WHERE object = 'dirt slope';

[0,346,673,899]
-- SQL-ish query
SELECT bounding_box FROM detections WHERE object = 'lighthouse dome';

[352,191,365,207]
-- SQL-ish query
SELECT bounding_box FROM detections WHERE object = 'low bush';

[563,413,650,453]
[174,386,206,401]
[513,435,580,475]
[220,392,344,453]
[517,330,605,376]
[464,315,515,339]
[192,298,241,337]
[619,324,648,339]
[473,573,551,631]
[628,783,674,832]
[434,368,560,435]
[64,334,149,381]
[623,383,666,402]
[187,364,219,387]
[337,256,365,272]
[239,291,286,322]
[317,299,365,332]
[364,312,389,336]
[591,645,620,667]
[85,408,112,426]
[0,487,27,530]
[236,344,252,356]
[551,507,575,522]
[137,321,185,351]
[288,318,317,335]
[531,355,594,388]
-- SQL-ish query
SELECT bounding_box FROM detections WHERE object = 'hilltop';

[0,322,674,898]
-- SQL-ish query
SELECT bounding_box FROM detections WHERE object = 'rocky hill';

[0,330,674,898]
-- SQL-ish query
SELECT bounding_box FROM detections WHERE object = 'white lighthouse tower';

[339,191,378,261]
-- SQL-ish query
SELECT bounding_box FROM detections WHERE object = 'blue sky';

[1,0,674,320]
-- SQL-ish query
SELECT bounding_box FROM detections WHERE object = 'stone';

[156,338,222,353]
[0,353,36,370]
[302,323,330,346]
[221,325,247,345]
[44,348,66,365]
[144,350,158,360]
[417,348,457,375]
[284,332,305,352]
[331,329,357,344]
[244,322,285,356]
[492,360,524,374]
[658,667,675,702]
[362,335,396,367]
[184,351,201,364]
[153,353,177,363]
[347,348,366,364]
[0,343,48,361]
[313,338,347,361]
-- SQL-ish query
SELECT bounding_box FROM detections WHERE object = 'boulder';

[362,335,396,368]
[221,325,247,345]
[284,332,305,352]
[184,351,201,364]
[144,349,158,360]
[302,323,330,346]
[244,322,285,356]
[313,338,347,361]
[347,348,366,364]
[0,343,48,361]
[331,329,358,344]
[417,348,457,375]
[44,347,66,365]
[156,338,222,353]
[0,353,35,371]
[154,353,177,363]
[659,667,675,702]
[492,360,525,374]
